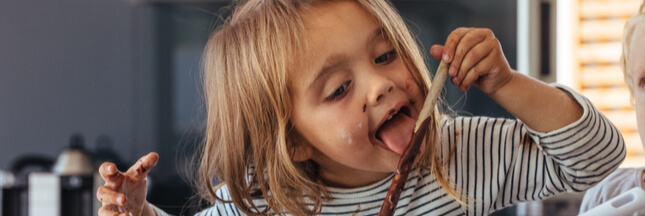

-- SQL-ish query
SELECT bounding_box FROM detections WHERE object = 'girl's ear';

[290,132,314,162]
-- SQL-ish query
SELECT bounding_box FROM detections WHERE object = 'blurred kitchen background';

[0,0,642,215]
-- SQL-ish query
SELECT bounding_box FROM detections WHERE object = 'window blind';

[574,0,643,164]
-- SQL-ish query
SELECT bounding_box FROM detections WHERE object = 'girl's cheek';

[339,127,354,145]
[636,93,644,120]
[637,91,645,150]
[404,71,416,92]
[402,70,423,98]
[337,122,366,146]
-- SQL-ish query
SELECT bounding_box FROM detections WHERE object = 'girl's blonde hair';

[196,0,460,215]
[621,1,645,104]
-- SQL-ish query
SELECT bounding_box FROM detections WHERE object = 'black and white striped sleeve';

[195,186,244,216]
[440,84,626,215]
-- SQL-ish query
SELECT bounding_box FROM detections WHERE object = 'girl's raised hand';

[97,152,159,216]
[429,27,513,94]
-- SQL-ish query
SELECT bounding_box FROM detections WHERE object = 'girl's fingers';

[449,30,487,80]
[460,53,495,91]
[453,37,495,86]
[99,162,123,187]
[98,204,129,216]
[99,162,118,178]
[441,27,470,63]
[429,44,444,61]
[97,186,127,206]
[126,152,159,180]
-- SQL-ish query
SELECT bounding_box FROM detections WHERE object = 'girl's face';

[632,26,645,150]
[290,1,425,188]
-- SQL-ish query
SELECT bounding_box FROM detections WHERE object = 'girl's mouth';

[375,106,416,154]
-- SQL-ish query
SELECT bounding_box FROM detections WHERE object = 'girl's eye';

[326,81,351,102]
[375,50,397,64]
[639,77,645,89]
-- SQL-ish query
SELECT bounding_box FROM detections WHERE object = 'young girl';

[579,2,645,215]
[96,0,625,215]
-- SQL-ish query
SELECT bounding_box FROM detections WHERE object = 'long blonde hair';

[196,0,460,215]
[621,1,645,104]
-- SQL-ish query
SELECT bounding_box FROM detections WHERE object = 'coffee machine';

[1,170,27,216]
[1,134,102,216]
[28,172,102,216]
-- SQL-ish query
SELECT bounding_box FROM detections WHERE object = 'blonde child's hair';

[621,1,645,104]
[196,0,460,215]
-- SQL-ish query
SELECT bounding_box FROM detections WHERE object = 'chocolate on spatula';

[377,61,449,216]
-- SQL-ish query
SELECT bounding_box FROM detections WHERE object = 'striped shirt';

[193,85,625,215]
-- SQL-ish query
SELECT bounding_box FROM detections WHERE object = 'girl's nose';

[367,74,395,105]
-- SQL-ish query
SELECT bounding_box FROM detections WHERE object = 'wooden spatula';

[377,61,449,216]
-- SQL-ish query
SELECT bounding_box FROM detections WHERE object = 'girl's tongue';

[376,112,416,154]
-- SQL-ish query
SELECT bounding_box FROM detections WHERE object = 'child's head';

[621,2,645,149]
[198,0,452,214]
